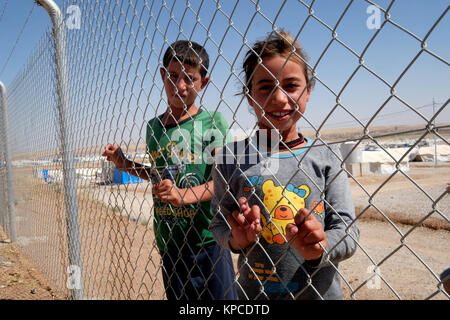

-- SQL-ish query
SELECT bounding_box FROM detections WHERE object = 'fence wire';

[0,0,449,300]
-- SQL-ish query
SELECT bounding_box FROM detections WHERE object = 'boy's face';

[160,61,208,111]
[247,55,311,135]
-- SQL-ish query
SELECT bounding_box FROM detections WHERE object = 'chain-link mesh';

[0,0,449,300]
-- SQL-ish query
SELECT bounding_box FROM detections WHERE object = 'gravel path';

[341,163,450,299]
[339,219,450,300]
[350,164,449,229]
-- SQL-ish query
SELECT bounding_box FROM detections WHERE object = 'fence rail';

[0,0,449,300]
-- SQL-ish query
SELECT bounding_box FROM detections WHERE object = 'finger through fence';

[0,0,448,300]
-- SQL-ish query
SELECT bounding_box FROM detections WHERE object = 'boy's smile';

[247,55,311,141]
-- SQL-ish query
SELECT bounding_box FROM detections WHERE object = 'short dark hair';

[162,40,209,78]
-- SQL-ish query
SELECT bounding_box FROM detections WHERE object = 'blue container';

[113,167,129,184]
[130,174,143,183]
[42,169,49,180]
[113,167,143,184]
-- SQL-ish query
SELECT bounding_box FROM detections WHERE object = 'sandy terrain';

[0,231,62,300]
[0,161,448,300]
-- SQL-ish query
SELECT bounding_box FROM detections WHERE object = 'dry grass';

[356,206,449,231]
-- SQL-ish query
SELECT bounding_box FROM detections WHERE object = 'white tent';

[361,148,410,174]
[412,145,450,162]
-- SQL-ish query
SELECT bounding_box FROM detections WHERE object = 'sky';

[0,0,449,152]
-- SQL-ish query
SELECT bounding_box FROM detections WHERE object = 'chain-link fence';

[0,0,449,300]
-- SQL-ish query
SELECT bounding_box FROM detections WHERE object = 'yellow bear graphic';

[260,180,310,245]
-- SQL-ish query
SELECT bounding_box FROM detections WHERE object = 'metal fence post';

[0,82,16,243]
[35,0,84,300]
[0,175,5,234]
[0,101,4,233]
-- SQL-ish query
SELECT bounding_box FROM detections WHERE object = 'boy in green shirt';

[103,40,236,300]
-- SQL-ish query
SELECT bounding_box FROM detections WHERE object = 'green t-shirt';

[146,110,232,253]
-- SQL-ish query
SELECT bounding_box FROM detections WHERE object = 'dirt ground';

[340,162,449,300]
[0,231,63,300]
[0,162,448,300]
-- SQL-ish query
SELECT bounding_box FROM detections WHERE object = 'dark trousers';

[161,242,237,300]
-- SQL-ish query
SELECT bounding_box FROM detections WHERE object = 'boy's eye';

[185,76,194,84]
[258,85,275,91]
[168,73,196,85]
[285,83,299,90]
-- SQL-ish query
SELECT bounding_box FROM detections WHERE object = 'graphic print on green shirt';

[146,110,232,253]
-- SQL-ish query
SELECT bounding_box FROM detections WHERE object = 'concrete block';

[360,162,371,176]
[345,162,361,177]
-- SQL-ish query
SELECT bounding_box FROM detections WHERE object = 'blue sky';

[0,0,449,149]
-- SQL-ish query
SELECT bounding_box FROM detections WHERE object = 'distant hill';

[302,123,450,143]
